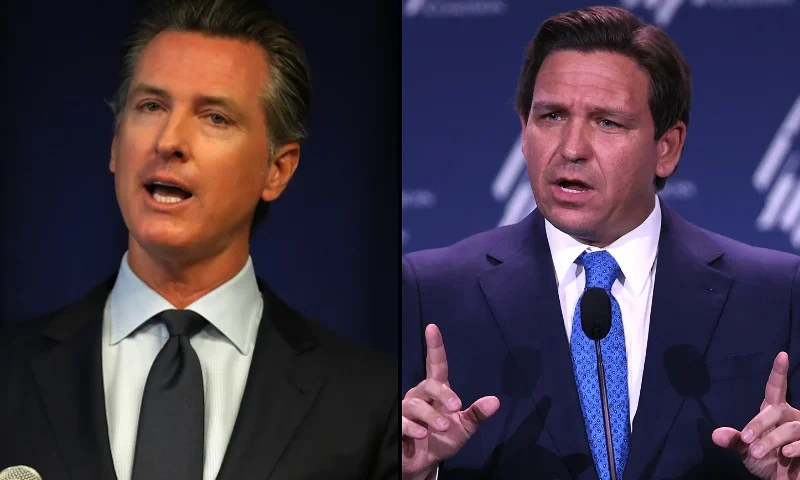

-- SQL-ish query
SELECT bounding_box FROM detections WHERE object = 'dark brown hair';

[111,0,312,234]
[515,6,691,190]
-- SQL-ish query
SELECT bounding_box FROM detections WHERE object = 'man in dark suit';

[401,6,800,480]
[0,0,397,479]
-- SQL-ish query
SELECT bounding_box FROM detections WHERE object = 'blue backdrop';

[0,1,399,356]
[402,0,800,256]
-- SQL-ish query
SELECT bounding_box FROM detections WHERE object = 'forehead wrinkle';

[536,72,637,105]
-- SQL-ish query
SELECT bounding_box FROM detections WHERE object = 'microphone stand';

[595,340,617,480]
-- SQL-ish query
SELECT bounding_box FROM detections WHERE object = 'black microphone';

[580,287,617,480]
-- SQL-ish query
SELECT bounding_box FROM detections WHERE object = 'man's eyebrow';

[195,95,242,112]
[128,84,246,120]
[531,101,636,121]
[195,95,247,123]
[530,101,566,113]
[589,106,636,121]
[128,83,171,100]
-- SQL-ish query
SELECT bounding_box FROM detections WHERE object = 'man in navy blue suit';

[401,6,800,480]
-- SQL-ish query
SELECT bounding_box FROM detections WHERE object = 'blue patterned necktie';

[570,250,630,480]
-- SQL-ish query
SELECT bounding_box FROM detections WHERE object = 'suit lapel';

[478,210,596,480]
[623,202,733,480]
[216,283,325,480]
[31,277,118,480]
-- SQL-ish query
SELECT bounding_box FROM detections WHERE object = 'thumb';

[461,396,501,436]
[712,427,747,455]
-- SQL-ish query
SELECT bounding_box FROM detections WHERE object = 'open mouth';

[557,180,591,194]
[145,181,193,204]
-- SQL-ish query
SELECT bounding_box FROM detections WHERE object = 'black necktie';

[131,309,207,480]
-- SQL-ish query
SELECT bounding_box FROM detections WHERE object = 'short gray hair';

[110,0,312,230]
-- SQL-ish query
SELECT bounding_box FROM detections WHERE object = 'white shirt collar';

[544,196,661,297]
[108,251,262,354]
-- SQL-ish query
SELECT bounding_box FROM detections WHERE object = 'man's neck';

[126,238,251,309]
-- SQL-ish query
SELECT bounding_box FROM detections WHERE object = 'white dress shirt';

[544,197,661,426]
[102,252,263,480]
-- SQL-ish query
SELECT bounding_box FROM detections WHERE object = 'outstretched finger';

[461,396,501,437]
[764,352,789,406]
[425,324,449,383]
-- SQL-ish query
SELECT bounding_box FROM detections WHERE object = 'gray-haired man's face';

[110,31,299,265]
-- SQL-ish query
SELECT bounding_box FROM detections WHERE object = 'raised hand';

[712,352,800,479]
[401,324,501,480]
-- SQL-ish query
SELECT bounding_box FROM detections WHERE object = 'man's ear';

[655,121,687,179]
[261,142,300,202]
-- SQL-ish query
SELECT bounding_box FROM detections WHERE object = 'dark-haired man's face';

[110,31,299,269]
[520,50,684,246]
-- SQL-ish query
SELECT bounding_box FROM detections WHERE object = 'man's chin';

[540,204,602,240]
[130,225,198,255]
